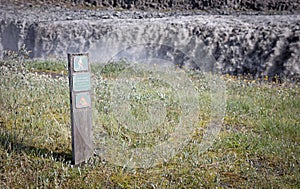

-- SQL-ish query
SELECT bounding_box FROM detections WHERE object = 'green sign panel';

[74,55,88,72]
[73,73,91,92]
[75,92,91,108]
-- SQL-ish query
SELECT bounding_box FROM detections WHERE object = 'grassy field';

[0,57,299,188]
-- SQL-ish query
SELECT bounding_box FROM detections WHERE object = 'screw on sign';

[68,53,93,165]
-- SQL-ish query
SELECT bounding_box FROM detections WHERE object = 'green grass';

[26,60,67,74]
[0,60,299,188]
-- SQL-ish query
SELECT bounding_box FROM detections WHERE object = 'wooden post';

[68,53,93,165]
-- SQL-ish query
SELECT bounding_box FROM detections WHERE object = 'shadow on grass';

[0,128,72,162]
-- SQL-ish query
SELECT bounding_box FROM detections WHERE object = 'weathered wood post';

[68,53,93,165]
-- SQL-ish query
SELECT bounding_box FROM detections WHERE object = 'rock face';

[78,0,300,13]
[5,0,300,14]
[0,4,299,79]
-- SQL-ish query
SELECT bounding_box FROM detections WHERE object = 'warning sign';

[75,92,91,108]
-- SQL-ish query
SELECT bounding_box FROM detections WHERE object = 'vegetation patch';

[0,56,299,188]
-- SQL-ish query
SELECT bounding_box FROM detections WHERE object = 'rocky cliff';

[78,0,300,13]
[0,3,299,79]
[6,0,300,14]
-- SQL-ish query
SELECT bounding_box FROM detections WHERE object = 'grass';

[0,58,299,188]
[26,60,67,75]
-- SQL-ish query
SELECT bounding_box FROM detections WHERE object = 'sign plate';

[75,92,91,108]
[74,55,89,72]
[73,73,91,92]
